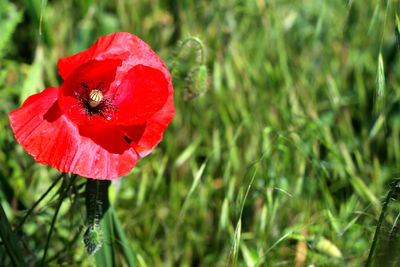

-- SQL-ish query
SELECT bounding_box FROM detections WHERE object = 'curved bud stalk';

[170,36,208,100]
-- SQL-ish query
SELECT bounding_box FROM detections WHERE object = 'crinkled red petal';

[58,32,158,80]
[9,87,137,180]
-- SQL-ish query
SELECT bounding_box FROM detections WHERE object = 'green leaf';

[111,207,136,267]
[94,208,115,267]
[0,203,25,267]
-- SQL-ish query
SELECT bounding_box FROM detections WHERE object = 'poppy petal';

[112,64,169,125]
[58,32,158,80]
[9,87,137,180]
[120,84,174,158]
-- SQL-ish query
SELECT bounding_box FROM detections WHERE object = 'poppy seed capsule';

[89,90,103,108]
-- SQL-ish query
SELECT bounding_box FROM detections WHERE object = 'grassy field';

[1,0,400,266]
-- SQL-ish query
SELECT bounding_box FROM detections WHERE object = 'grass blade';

[175,161,207,229]
[375,53,386,115]
[16,172,63,230]
[365,179,400,267]
[229,169,257,265]
[111,207,136,267]
[40,174,77,267]
[0,203,25,267]
[95,208,115,267]
[39,0,47,35]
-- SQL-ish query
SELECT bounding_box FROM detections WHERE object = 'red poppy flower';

[9,32,174,180]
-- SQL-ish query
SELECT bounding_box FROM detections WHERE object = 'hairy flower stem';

[85,179,111,226]
[171,36,206,77]
[365,178,400,267]
[84,179,111,255]
[15,172,64,231]
[90,180,100,227]
[40,173,78,267]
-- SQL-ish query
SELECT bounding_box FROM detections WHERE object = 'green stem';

[91,180,100,227]
[45,225,84,265]
[365,179,400,267]
[171,36,206,77]
[15,172,64,231]
[40,174,78,267]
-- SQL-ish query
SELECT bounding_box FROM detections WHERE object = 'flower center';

[72,80,118,122]
[89,89,103,108]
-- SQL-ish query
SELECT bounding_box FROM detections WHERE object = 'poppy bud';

[185,64,207,100]
[83,225,103,255]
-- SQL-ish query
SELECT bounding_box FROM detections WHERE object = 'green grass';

[1,0,400,266]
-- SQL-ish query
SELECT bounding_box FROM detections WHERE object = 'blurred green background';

[1,0,400,266]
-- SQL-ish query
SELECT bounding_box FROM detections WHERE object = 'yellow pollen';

[89,90,103,108]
